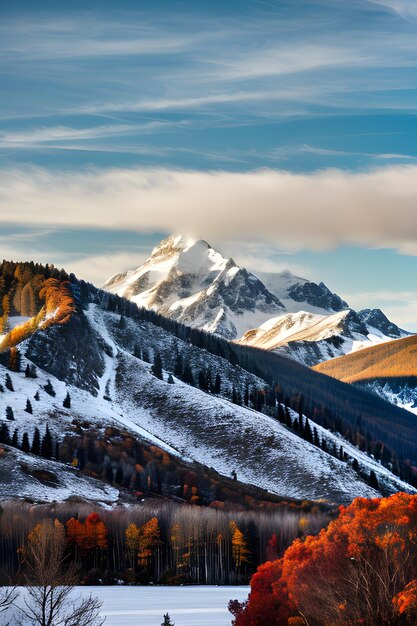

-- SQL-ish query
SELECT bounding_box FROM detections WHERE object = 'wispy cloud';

[0,121,184,149]
[368,1,417,20]
[0,17,204,60]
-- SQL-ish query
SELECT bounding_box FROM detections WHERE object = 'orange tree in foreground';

[230,492,417,626]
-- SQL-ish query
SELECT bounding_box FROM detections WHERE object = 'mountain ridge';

[104,235,410,366]
[1,258,415,505]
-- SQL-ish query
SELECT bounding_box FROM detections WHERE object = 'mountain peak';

[150,234,214,258]
[104,235,284,338]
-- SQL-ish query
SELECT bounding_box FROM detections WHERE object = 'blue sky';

[1,0,417,328]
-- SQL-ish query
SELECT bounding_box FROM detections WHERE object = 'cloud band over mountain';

[1,164,417,255]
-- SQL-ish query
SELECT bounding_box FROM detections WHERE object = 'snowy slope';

[0,445,118,504]
[255,270,347,315]
[237,309,407,366]
[104,235,410,365]
[1,302,411,505]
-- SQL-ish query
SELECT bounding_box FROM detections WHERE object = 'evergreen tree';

[5,406,14,421]
[277,403,286,424]
[40,426,53,459]
[285,406,292,428]
[244,384,249,407]
[0,423,10,445]
[167,373,174,384]
[118,314,126,329]
[54,441,60,460]
[21,432,30,453]
[43,379,56,397]
[11,429,18,448]
[304,417,313,443]
[142,348,150,363]
[161,614,175,626]
[31,427,41,455]
[174,352,183,377]
[151,351,163,380]
[63,392,71,408]
[25,399,33,414]
[133,343,142,359]
[298,412,305,438]
[182,364,194,386]
[369,470,379,490]
[34,390,40,401]
[5,374,14,392]
[198,370,207,391]
[213,373,221,394]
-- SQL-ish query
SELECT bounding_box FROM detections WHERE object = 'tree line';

[0,501,330,585]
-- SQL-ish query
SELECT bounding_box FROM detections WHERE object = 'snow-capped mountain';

[104,235,409,365]
[237,308,410,367]
[255,270,348,315]
[104,235,285,340]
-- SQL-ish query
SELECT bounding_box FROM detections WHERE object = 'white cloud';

[1,164,417,256]
[63,252,149,286]
[368,1,417,19]
[0,123,171,146]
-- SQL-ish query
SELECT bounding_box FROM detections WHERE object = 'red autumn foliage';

[231,493,417,626]
[229,559,292,626]
[66,512,108,554]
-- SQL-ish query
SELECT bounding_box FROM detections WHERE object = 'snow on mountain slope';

[89,305,374,503]
[104,235,410,366]
[2,301,411,504]
[104,235,285,340]
[237,308,408,366]
[0,445,119,504]
[255,270,348,316]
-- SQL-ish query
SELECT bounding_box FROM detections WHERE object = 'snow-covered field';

[12,586,249,626]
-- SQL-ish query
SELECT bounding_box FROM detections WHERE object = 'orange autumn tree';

[230,521,251,576]
[230,493,417,626]
[66,513,108,555]
[124,518,161,574]
[40,278,75,327]
[125,522,140,569]
[137,517,160,568]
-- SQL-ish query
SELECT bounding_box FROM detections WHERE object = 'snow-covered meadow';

[11,586,249,626]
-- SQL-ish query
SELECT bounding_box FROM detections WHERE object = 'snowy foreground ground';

[13,586,250,626]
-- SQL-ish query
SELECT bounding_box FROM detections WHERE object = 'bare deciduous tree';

[0,586,17,626]
[18,519,104,626]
